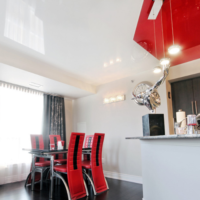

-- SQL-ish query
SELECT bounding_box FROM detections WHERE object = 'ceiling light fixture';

[29,82,42,88]
[104,63,107,67]
[110,60,114,64]
[110,97,116,102]
[116,95,125,101]
[168,0,181,55]
[104,98,110,104]
[103,95,125,104]
[153,66,162,73]
[116,58,121,62]
[160,58,170,66]
[159,8,171,66]
[168,45,181,55]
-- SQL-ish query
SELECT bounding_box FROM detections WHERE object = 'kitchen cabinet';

[171,77,200,119]
[193,77,200,115]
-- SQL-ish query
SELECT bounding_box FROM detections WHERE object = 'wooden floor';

[0,178,143,200]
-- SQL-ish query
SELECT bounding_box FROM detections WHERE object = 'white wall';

[73,70,169,181]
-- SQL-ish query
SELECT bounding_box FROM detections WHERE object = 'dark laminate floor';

[0,178,143,200]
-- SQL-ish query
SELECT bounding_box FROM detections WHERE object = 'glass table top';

[23,148,91,154]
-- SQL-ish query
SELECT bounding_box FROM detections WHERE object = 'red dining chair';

[49,135,67,164]
[25,135,50,190]
[83,135,93,161]
[84,135,94,148]
[82,133,109,195]
[52,132,88,200]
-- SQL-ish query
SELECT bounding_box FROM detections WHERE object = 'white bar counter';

[126,135,200,200]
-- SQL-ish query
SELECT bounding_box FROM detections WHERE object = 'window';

[0,82,44,184]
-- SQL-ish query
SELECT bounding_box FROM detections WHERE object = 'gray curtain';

[42,94,66,149]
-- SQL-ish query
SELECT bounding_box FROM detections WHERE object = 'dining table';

[23,147,92,199]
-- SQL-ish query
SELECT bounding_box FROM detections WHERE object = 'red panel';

[30,135,45,162]
[134,0,156,56]
[134,0,200,66]
[91,133,107,194]
[67,132,86,200]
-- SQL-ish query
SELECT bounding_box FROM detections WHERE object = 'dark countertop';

[126,134,200,140]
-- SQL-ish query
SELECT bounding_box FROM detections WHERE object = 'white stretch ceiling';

[0,0,159,98]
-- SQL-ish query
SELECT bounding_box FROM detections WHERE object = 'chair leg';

[24,172,31,188]
[46,169,50,181]
[31,169,36,191]
[86,169,91,186]
[54,172,72,200]
[83,170,97,195]
[49,172,54,199]
[83,180,89,196]
[40,171,43,190]
[104,177,109,190]
[58,173,61,185]
[55,176,58,185]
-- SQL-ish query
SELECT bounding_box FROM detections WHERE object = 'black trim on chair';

[96,136,101,166]
[86,137,92,160]
[87,154,90,160]
[88,137,92,147]
[73,135,80,170]
[35,136,40,162]
[54,137,59,159]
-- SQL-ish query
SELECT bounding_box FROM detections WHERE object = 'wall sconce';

[103,95,125,104]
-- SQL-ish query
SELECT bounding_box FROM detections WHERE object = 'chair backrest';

[49,135,63,159]
[91,133,107,193]
[84,135,94,148]
[67,132,86,200]
[83,135,94,161]
[30,134,45,162]
[29,135,44,183]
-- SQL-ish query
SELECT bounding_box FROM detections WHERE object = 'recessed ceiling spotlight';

[153,66,162,74]
[116,58,121,62]
[160,58,170,66]
[110,60,114,64]
[104,63,107,67]
[168,45,181,55]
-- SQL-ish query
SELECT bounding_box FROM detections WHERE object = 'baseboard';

[104,170,142,184]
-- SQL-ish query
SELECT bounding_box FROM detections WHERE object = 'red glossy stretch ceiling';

[134,0,200,66]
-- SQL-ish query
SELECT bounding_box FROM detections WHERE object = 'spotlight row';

[153,44,181,73]
[104,58,121,67]
[104,95,125,104]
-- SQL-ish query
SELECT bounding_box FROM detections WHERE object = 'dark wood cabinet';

[171,77,200,119]
[193,77,200,115]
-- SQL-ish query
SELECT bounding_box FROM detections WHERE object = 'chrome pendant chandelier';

[132,65,170,111]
